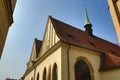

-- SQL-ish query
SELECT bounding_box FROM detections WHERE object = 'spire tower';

[84,4,93,36]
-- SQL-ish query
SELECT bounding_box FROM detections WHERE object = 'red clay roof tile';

[49,16,120,71]
[35,38,42,58]
[100,54,120,71]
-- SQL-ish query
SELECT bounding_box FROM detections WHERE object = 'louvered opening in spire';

[84,4,93,36]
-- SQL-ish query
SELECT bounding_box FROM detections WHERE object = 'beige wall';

[108,0,120,43]
[101,69,120,80]
[24,46,62,80]
[23,42,120,80]
[11,0,17,12]
[61,43,102,80]
[26,42,37,70]
[61,43,120,80]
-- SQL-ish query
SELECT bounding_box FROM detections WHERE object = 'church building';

[22,6,120,80]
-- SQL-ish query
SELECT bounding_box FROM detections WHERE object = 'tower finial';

[84,4,93,36]
[84,4,91,26]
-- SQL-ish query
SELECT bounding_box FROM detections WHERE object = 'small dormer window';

[66,33,74,39]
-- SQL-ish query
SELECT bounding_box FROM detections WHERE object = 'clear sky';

[0,0,118,79]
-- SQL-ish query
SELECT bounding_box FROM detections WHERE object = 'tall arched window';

[75,60,91,80]
[52,63,58,80]
[43,68,47,80]
[37,72,39,80]
[48,65,51,80]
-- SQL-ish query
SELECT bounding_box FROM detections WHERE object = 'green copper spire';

[84,4,93,36]
[84,4,91,26]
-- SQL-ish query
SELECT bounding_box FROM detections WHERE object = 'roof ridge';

[49,16,120,58]
[50,16,85,33]
[35,38,42,42]
[50,16,120,48]
[93,35,119,48]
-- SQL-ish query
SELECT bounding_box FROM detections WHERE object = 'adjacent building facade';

[108,0,120,42]
[22,16,120,80]
[0,0,16,58]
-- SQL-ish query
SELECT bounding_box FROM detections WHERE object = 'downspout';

[31,60,36,80]
[33,64,36,80]
[67,43,70,80]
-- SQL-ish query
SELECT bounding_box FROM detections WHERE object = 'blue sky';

[0,0,118,79]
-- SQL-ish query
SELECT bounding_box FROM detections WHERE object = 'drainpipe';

[31,60,36,80]
[67,44,70,80]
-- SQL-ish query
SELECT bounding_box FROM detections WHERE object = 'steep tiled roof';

[49,16,120,71]
[35,38,42,58]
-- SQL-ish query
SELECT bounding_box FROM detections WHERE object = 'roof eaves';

[61,40,104,55]
[99,54,120,71]
[99,65,120,72]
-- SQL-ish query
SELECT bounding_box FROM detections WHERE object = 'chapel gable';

[39,16,60,56]
[26,38,42,69]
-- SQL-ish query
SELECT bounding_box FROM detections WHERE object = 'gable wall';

[40,18,60,56]
[30,43,37,61]
[26,43,37,69]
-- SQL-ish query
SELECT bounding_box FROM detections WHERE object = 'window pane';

[75,60,91,80]
[37,73,39,80]
[43,68,46,80]
[52,64,58,80]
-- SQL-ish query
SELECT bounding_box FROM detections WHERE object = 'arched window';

[52,63,58,80]
[43,68,47,80]
[75,60,91,80]
[37,72,39,80]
